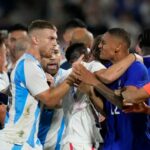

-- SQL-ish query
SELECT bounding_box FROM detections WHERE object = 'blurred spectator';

[7,23,28,75]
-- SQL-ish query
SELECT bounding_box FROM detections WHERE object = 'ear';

[31,36,39,45]
[115,44,122,53]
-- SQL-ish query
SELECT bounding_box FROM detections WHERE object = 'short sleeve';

[124,61,149,88]
[24,60,49,96]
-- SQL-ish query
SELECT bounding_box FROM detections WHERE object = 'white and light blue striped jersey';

[38,68,66,150]
[0,53,49,147]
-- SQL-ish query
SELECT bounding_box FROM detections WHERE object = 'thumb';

[76,54,85,63]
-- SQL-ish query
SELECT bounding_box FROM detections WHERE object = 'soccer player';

[38,44,66,150]
[73,28,150,150]
[61,43,106,150]
[7,24,28,74]
[0,20,77,150]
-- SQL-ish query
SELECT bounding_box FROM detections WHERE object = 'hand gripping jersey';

[61,61,105,149]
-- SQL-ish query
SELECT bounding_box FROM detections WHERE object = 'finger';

[114,90,122,96]
[123,99,131,104]
[123,102,133,106]
[72,63,82,72]
[76,54,84,63]
[123,109,133,113]
[121,87,127,92]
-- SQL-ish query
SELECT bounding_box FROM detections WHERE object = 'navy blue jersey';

[103,61,150,150]
[60,61,71,70]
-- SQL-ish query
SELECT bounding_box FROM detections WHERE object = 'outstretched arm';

[36,72,76,108]
[77,82,105,116]
[73,65,123,109]
[95,53,138,84]
[122,85,150,104]
[123,102,150,114]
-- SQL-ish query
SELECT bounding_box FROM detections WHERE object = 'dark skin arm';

[73,64,123,109]
[122,88,149,104]
[123,102,150,114]
[77,82,106,117]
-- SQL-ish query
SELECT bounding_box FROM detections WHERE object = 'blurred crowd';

[0,1,150,150]
[0,0,150,46]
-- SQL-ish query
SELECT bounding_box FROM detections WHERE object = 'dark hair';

[139,28,150,48]
[91,35,101,61]
[64,18,86,31]
[108,28,131,48]
[8,23,28,33]
[28,20,56,33]
[90,35,110,65]
[65,43,88,64]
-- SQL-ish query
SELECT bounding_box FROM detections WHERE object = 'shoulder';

[128,61,147,73]
[83,60,106,72]
[124,61,149,87]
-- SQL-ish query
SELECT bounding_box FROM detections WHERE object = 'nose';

[98,41,102,49]
[49,51,57,59]
[53,39,57,47]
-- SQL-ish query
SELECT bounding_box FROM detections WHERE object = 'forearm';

[46,80,71,107]
[94,81,123,109]
[89,89,106,116]
[96,53,135,84]
[37,79,71,108]
[89,88,103,109]
[132,88,150,103]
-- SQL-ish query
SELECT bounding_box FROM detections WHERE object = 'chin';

[100,56,107,60]
[47,70,58,76]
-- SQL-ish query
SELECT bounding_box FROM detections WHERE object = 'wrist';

[66,74,75,86]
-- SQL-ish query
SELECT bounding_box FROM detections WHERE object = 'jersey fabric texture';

[38,68,66,150]
[103,61,150,150]
[61,61,105,149]
[0,53,49,150]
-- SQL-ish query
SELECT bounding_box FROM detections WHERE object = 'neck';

[112,50,129,64]
[26,47,41,62]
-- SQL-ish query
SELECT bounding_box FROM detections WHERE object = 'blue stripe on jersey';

[14,60,28,123]
[38,109,54,145]
[12,144,22,150]
[27,102,41,147]
[55,117,65,150]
